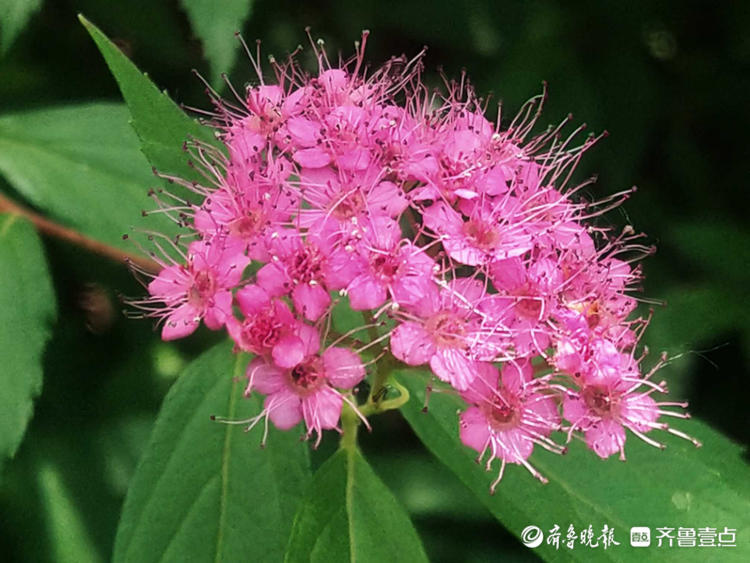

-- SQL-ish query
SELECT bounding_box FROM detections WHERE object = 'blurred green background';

[0,1,748,561]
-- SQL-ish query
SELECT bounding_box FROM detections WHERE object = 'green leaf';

[331,296,367,337]
[180,0,254,87]
[366,451,492,521]
[647,285,748,352]
[113,341,311,563]
[36,460,103,563]
[0,0,42,55]
[399,370,750,562]
[0,214,56,473]
[0,103,178,249]
[79,15,218,183]
[669,222,750,284]
[285,447,428,563]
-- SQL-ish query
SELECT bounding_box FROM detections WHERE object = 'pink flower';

[480,255,565,355]
[390,279,501,390]
[370,104,439,184]
[345,217,435,310]
[290,105,375,171]
[225,284,300,359]
[223,84,309,161]
[146,238,249,340]
[192,156,297,260]
[295,166,408,236]
[563,376,657,460]
[256,229,335,321]
[561,350,698,459]
[245,325,366,444]
[459,361,562,491]
[422,199,533,266]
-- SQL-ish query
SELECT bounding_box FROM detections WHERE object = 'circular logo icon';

[521,525,544,548]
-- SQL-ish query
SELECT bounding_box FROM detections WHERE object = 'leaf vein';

[213,353,244,563]
[345,449,356,563]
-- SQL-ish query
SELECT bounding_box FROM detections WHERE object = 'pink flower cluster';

[136,33,698,486]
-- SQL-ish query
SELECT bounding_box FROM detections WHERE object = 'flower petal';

[323,347,365,389]
[585,419,626,459]
[272,334,306,368]
[161,303,200,341]
[301,386,343,432]
[390,321,436,366]
[203,290,232,330]
[430,348,477,391]
[459,407,491,453]
[246,358,285,395]
[292,283,331,321]
[236,284,272,314]
[293,147,331,168]
[266,389,303,430]
[347,274,387,310]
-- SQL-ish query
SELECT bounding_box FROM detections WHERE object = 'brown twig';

[0,191,161,274]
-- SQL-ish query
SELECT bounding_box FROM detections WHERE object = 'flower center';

[482,393,521,431]
[289,355,326,395]
[582,386,617,418]
[246,98,282,133]
[289,244,325,284]
[188,270,216,306]
[229,209,264,237]
[370,253,401,281]
[583,301,601,328]
[463,219,500,251]
[425,312,466,348]
[330,190,366,220]
[242,310,282,352]
[515,292,543,320]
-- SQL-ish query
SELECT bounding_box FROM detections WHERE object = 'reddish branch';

[0,191,160,274]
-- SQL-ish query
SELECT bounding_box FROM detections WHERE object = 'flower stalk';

[339,401,360,452]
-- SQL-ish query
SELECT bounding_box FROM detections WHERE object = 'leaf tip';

[77,13,93,29]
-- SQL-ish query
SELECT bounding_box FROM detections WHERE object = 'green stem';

[359,350,411,416]
[367,344,394,405]
[362,310,381,348]
[360,376,410,417]
[360,309,396,407]
[338,310,414,451]
[339,399,359,452]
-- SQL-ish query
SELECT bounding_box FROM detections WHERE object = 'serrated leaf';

[113,341,311,563]
[0,103,178,249]
[180,0,254,87]
[0,214,56,472]
[79,15,218,183]
[399,370,750,562]
[285,447,428,563]
[0,0,42,55]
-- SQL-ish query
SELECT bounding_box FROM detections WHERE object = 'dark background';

[1,1,747,561]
